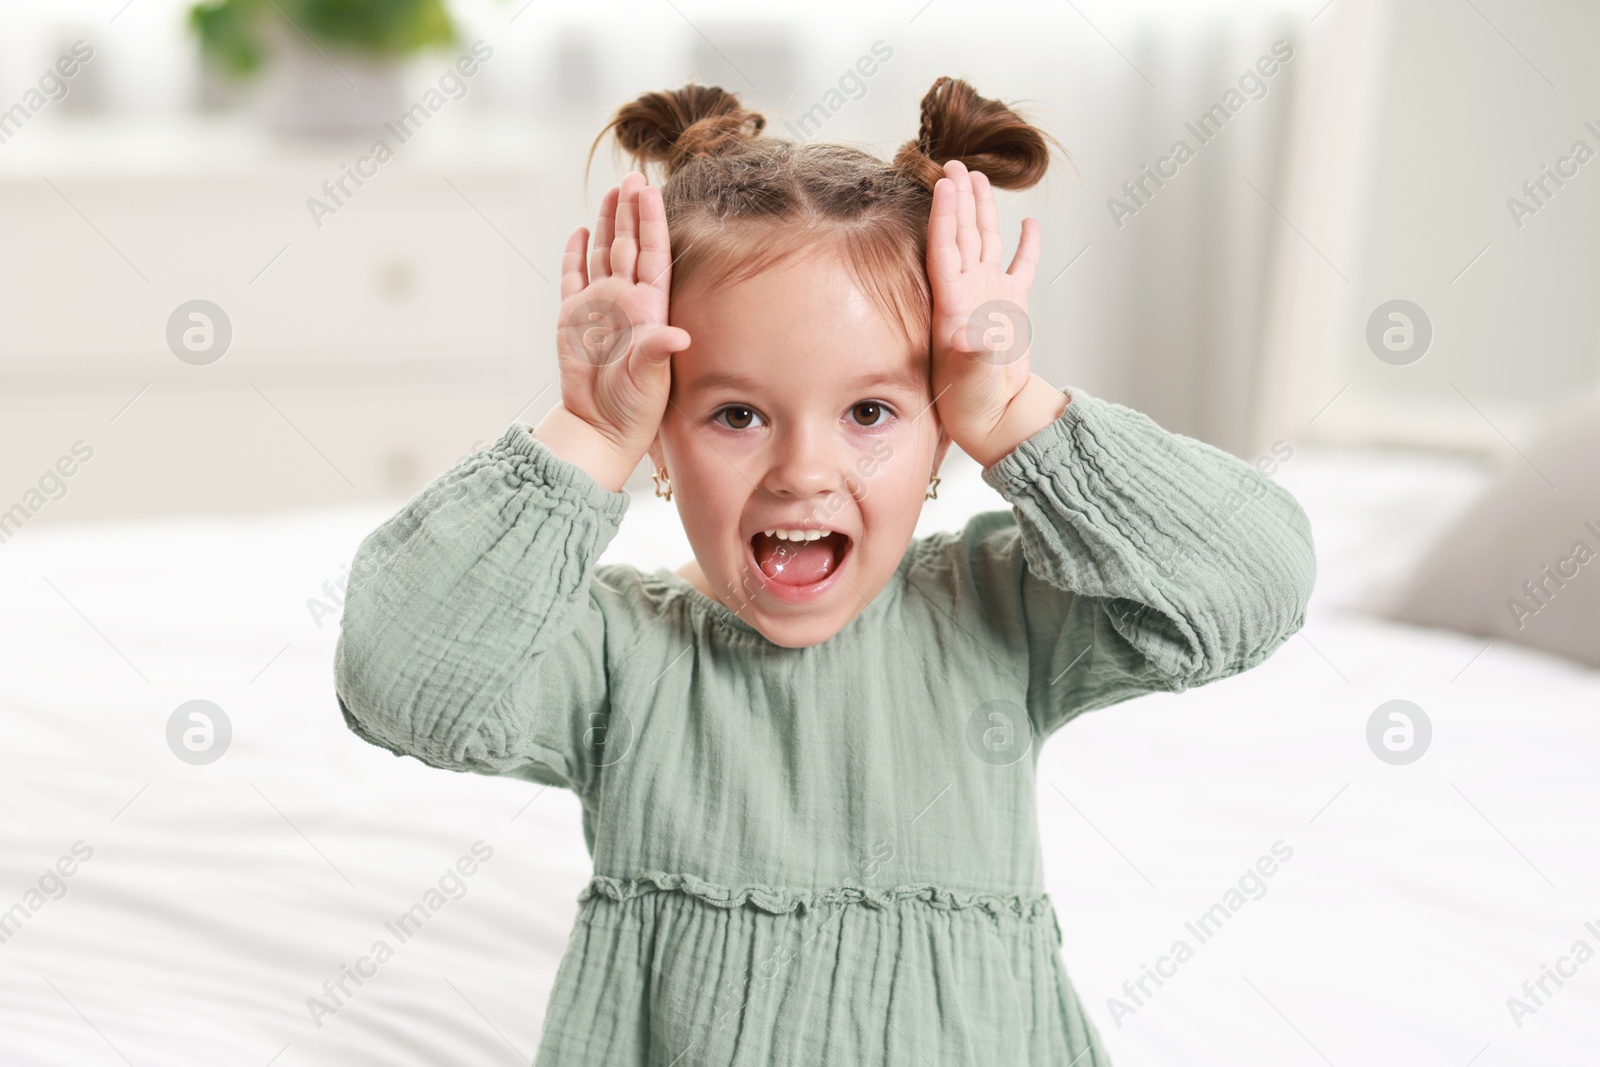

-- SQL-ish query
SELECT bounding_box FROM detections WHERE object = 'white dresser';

[0,117,615,529]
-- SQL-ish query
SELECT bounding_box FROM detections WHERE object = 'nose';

[762,419,851,501]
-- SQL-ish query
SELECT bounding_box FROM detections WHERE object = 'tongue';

[754,534,839,586]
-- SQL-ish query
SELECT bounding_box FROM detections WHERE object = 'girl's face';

[649,247,951,649]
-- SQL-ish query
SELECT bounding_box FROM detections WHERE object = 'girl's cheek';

[852,436,895,483]
[850,431,933,506]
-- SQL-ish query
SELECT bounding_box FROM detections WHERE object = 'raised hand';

[538,171,692,490]
[926,159,1063,468]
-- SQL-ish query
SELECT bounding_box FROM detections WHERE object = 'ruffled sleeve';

[971,387,1316,738]
[332,421,630,802]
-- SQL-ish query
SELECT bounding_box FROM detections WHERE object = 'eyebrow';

[682,366,929,397]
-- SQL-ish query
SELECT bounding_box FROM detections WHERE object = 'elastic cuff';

[486,421,630,525]
[980,386,1099,496]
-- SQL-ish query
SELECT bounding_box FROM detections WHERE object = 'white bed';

[3,441,1596,1066]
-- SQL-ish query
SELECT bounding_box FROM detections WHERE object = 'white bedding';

[2,443,1596,1066]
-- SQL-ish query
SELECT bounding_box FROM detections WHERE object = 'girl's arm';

[336,170,689,796]
[332,422,629,801]
[968,387,1316,739]
[917,161,1308,740]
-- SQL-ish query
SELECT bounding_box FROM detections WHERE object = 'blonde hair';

[585,77,1065,346]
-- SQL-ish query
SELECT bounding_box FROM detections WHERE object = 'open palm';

[926,160,1041,454]
[556,171,691,460]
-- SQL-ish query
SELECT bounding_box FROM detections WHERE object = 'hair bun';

[594,84,766,182]
[893,76,1057,192]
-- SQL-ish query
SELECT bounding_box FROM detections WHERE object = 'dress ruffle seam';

[579,871,1053,920]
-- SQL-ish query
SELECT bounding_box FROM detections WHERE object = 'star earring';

[925,474,941,500]
[652,467,673,501]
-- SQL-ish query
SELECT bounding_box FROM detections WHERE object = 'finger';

[926,178,962,289]
[610,172,644,279]
[591,186,619,280]
[561,225,590,301]
[1006,217,1042,288]
[635,324,693,367]
[948,160,979,270]
[637,185,674,292]
[971,171,1001,265]
[628,325,691,407]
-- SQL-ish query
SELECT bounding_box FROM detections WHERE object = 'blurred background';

[3,0,1596,519]
[3,0,1598,1065]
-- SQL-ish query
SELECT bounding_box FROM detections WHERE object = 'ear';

[646,432,665,476]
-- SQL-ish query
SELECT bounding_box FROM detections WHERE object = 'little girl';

[334,76,1315,1066]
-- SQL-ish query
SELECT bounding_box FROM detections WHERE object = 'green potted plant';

[189,0,458,134]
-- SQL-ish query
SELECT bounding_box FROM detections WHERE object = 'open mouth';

[748,529,853,589]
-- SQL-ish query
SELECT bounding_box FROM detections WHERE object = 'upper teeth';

[765,529,827,541]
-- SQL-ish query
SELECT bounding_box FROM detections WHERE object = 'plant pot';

[257,27,408,138]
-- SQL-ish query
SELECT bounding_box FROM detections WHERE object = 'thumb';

[634,325,692,366]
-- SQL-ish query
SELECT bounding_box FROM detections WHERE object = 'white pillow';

[1388,397,1600,668]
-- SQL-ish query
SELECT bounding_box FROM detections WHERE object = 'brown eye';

[716,406,759,430]
[851,402,889,427]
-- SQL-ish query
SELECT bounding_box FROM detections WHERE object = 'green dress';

[333,388,1315,1066]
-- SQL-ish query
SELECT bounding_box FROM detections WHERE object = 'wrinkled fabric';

[334,389,1316,1066]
